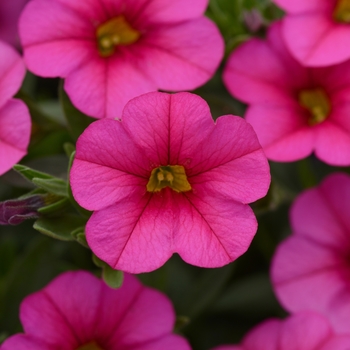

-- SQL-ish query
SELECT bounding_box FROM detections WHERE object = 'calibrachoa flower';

[273,0,350,66]
[0,0,28,47]
[223,21,350,166]
[70,91,270,273]
[211,311,350,350]
[19,0,224,119]
[271,173,350,333]
[0,270,191,350]
[0,40,31,175]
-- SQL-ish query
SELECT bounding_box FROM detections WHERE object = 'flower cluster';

[2,0,350,349]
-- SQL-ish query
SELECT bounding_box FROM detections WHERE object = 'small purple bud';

[0,195,45,225]
[243,9,264,33]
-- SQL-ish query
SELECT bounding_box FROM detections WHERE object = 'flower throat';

[76,342,104,350]
[298,88,331,125]
[96,16,140,57]
[147,165,192,193]
[334,0,350,23]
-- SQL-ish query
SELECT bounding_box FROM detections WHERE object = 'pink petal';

[223,22,307,104]
[71,119,150,211]
[20,271,103,347]
[245,104,314,162]
[211,347,243,350]
[0,42,25,108]
[64,54,156,118]
[132,0,208,24]
[1,334,54,350]
[242,319,281,350]
[174,191,258,267]
[188,115,270,203]
[0,99,31,175]
[283,14,350,66]
[273,0,332,13]
[132,17,223,90]
[279,312,333,350]
[19,0,95,77]
[290,173,350,249]
[313,121,350,165]
[108,287,175,346]
[271,235,346,315]
[320,336,350,350]
[122,92,214,166]
[86,191,174,273]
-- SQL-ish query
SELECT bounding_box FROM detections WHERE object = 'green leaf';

[37,197,69,215]
[59,80,94,141]
[71,227,89,248]
[13,164,54,182]
[32,177,68,197]
[63,142,76,158]
[33,214,88,241]
[102,266,124,289]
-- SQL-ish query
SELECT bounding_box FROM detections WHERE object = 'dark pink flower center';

[96,16,140,57]
[146,165,192,193]
[76,341,104,350]
[298,88,331,125]
[333,0,350,23]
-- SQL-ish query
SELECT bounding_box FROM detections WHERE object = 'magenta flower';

[0,0,28,47]
[223,21,350,166]
[70,91,270,273]
[271,173,350,333]
[1,270,190,350]
[0,40,31,175]
[273,0,350,66]
[211,311,350,350]
[19,0,224,119]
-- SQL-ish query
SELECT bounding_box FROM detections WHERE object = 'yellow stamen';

[147,165,192,193]
[334,0,350,23]
[298,88,331,125]
[76,342,104,350]
[96,16,140,57]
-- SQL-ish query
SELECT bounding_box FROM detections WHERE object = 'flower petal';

[20,271,103,347]
[0,99,31,175]
[86,191,174,273]
[0,42,25,108]
[64,55,156,118]
[133,17,223,90]
[71,119,150,211]
[245,104,314,162]
[1,334,54,350]
[189,115,270,203]
[122,92,214,166]
[283,14,350,66]
[174,191,257,267]
[19,0,95,77]
[273,0,332,13]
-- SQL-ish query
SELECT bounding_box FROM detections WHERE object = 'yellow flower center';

[76,342,104,350]
[96,16,140,57]
[147,165,192,193]
[334,0,350,23]
[298,88,331,125]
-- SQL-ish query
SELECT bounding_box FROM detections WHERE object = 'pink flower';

[70,91,270,273]
[223,21,350,166]
[271,173,350,333]
[0,270,191,350]
[0,0,28,47]
[19,0,224,119]
[211,311,350,350]
[273,0,350,66]
[0,40,31,175]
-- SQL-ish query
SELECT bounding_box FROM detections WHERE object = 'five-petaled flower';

[223,21,350,166]
[70,91,270,273]
[19,0,224,119]
[0,270,191,350]
[271,173,350,333]
[0,40,31,176]
[273,0,350,66]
